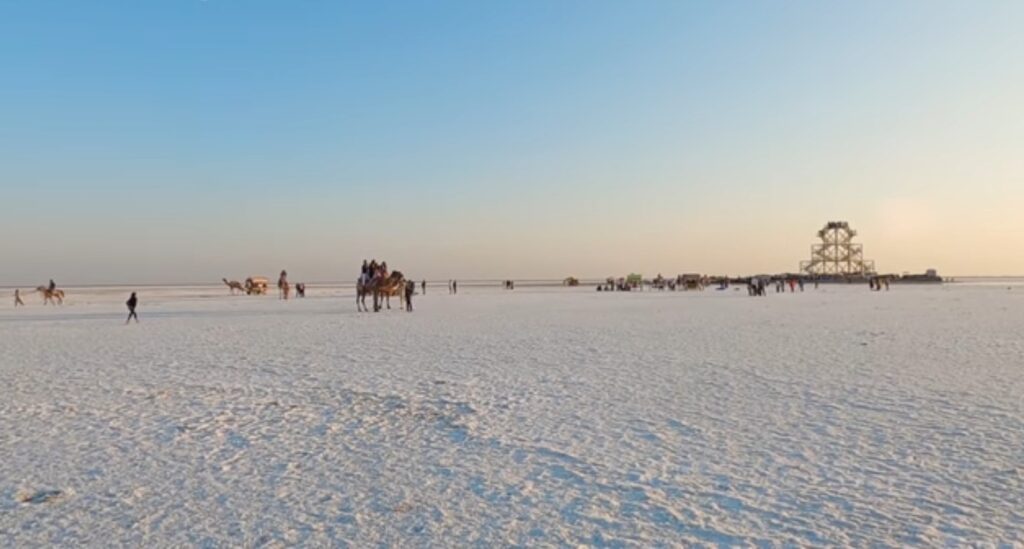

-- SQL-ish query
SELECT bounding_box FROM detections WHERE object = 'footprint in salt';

[17,489,69,505]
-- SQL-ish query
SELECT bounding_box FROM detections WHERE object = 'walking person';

[125,292,139,324]
[14,289,25,307]
[405,280,415,312]
[421,280,426,295]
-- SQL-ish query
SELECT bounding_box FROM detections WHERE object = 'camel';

[357,271,405,312]
[223,278,245,295]
[35,286,65,305]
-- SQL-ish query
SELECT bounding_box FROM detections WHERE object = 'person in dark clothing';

[452,280,457,294]
[404,280,415,312]
[48,279,56,292]
[126,292,139,324]
[14,289,24,307]
[421,280,426,295]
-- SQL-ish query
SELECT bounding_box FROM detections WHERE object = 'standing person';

[125,292,139,324]
[14,289,25,307]
[278,270,289,300]
[452,280,457,295]
[421,280,426,295]
[404,280,415,312]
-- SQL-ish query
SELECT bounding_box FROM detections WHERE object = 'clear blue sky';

[2,1,1023,284]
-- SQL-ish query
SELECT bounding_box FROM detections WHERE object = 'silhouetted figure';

[125,292,139,324]
[14,289,24,307]
[421,280,426,295]
[48,279,56,292]
[278,270,290,300]
[405,280,415,312]
[452,280,457,294]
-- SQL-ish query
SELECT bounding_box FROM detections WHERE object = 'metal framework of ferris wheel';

[799,221,876,276]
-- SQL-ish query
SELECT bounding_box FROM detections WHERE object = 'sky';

[2,0,1023,284]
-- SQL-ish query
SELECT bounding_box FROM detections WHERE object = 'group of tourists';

[747,277,806,296]
[359,259,390,285]
[869,277,890,291]
[747,278,769,296]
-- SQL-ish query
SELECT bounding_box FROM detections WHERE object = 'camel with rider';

[357,270,406,312]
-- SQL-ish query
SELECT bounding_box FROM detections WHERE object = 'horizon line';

[2,274,1022,289]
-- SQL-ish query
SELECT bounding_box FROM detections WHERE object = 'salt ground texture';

[1,283,1022,546]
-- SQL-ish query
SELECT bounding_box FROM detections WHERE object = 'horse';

[35,286,65,305]
[222,278,245,295]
